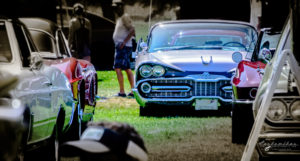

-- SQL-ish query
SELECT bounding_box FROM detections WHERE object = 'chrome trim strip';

[222,86,233,93]
[233,100,254,104]
[259,133,300,138]
[151,86,191,92]
[136,77,231,86]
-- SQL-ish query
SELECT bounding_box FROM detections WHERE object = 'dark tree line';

[80,0,251,22]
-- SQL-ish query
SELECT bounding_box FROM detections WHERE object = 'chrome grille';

[141,79,232,99]
[194,80,231,99]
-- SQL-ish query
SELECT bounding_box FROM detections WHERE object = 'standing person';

[68,3,92,62]
[112,0,135,97]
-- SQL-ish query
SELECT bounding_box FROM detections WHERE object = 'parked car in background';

[252,17,300,161]
[0,18,76,160]
[20,18,98,127]
[231,28,281,144]
[133,20,257,116]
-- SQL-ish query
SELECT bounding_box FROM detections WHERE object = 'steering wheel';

[223,42,246,49]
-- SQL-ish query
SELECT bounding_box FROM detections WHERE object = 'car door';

[12,22,52,143]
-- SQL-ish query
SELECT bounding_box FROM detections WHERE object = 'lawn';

[95,71,259,161]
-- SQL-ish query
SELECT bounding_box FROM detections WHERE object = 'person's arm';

[119,27,135,49]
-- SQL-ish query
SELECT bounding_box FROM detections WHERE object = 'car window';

[259,33,281,50]
[148,22,257,53]
[29,30,58,58]
[0,22,12,63]
[13,23,31,67]
[23,27,38,53]
[57,30,70,57]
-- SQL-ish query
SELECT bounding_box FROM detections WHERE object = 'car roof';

[19,17,57,36]
[151,19,256,30]
[157,19,253,26]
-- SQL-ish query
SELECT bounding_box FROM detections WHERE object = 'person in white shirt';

[112,0,135,97]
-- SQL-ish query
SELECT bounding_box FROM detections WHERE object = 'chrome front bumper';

[233,99,254,104]
[134,75,233,107]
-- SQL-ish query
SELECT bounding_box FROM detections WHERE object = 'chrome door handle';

[43,82,52,86]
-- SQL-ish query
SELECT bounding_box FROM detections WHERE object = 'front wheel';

[68,101,82,141]
[46,107,65,161]
[139,106,150,116]
[232,103,254,144]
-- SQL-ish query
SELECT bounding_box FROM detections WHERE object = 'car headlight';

[139,65,152,78]
[152,65,165,77]
[140,82,151,93]
[266,99,287,121]
[232,52,243,63]
[290,100,300,121]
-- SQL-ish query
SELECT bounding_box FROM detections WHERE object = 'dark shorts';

[113,46,132,70]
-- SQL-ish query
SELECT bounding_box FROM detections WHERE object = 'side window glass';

[0,22,12,62]
[13,23,31,67]
[23,27,38,52]
[57,31,69,57]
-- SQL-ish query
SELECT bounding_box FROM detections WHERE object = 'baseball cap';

[73,3,84,15]
[59,127,148,161]
[112,0,123,7]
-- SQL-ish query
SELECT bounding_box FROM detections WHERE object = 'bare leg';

[115,68,125,94]
[125,69,134,93]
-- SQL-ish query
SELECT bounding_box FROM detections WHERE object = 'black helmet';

[73,3,84,15]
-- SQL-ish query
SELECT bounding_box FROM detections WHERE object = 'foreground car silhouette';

[0,18,76,160]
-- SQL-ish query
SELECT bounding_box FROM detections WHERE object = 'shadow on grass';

[141,106,231,118]
[97,78,104,82]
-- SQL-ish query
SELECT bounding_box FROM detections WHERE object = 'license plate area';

[195,99,218,110]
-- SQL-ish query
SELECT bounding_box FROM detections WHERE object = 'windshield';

[251,31,281,61]
[148,22,257,53]
[0,22,12,63]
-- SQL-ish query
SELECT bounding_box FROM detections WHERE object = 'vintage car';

[133,20,257,116]
[231,28,281,144]
[253,17,300,161]
[20,18,98,125]
[0,18,76,159]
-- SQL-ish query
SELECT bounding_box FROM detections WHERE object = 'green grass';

[94,71,259,161]
[97,71,134,97]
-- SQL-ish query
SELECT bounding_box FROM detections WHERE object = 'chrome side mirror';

[140,42,148,51]
[30,52,43,70]
[259,48,272,63]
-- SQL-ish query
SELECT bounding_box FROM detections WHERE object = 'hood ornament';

[201,72,210,78]
[201,56,213,65]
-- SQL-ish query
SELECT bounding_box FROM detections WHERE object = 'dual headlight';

[267,99,300,121]
[139,65,165,78]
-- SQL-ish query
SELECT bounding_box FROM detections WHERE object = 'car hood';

[146,50,246,73]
